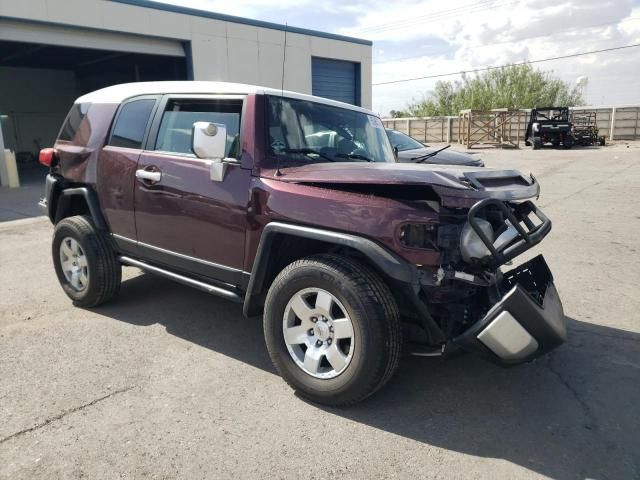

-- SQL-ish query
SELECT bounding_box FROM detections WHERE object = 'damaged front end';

[416,192,566,365]
[274,162,566,364]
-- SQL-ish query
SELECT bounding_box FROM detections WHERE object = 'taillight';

[39,148,57,167]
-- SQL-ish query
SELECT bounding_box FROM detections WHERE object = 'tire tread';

[53,215,121,307]
[264,253,401,406]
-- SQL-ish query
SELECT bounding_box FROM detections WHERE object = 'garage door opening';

[0,40,187,175]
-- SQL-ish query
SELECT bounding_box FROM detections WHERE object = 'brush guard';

[467,198,552,267]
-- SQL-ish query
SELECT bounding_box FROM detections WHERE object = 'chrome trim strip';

[112,233,136,245]
[119,256,243,303]
[111,233,246,274]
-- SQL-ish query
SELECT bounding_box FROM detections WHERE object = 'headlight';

[532,122,540,133]
[460,219,493,263]
[398,223,437,249]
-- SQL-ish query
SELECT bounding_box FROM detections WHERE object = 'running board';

[119,256,243,303]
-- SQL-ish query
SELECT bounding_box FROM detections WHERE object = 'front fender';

[242,222,419,317]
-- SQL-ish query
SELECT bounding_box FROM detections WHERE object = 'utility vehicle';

[40,82,566,405]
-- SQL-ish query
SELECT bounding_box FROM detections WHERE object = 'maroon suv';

[40,81,566,405]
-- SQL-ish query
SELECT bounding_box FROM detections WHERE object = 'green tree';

[403,64,584,117]
[389,109,408,118]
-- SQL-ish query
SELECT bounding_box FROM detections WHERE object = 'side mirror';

[192,122,226,160]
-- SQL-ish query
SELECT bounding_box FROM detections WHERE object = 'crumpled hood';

[277,162,483,188]
[273,162,540,207]
[396,147,484,167]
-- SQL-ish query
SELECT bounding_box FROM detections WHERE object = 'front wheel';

[263,254,401,406]
[52,215,121,307]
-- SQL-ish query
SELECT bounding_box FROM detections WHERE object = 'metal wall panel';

[311,57,359,106]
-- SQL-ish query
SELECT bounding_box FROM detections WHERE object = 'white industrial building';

[0,0,372,168]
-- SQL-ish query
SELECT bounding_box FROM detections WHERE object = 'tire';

[599,137,606,146]
[52,215,121,307]
[263,254,401,406]
[563,138,573,150]
[532,137,542,150]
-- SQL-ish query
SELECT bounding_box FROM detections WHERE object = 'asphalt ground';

[1,143,639,479]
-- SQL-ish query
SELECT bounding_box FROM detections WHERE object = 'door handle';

[136,169,161,183]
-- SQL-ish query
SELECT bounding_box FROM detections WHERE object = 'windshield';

[267,95,395,165]
[386,129,426,151]
[534,109,569,121]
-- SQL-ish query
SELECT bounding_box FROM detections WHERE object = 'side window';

[154,98,243,158]
[109,99,156,149]
[59,103,89,142]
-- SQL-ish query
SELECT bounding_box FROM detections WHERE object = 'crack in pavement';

[0,386,135,445]
[545,353,598,432]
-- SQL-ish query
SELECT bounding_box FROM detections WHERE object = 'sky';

[157,0,640,116]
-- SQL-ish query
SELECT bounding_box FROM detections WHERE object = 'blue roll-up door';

[312,58,360,106]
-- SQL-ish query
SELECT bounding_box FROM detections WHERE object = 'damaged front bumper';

[453,255,566,365]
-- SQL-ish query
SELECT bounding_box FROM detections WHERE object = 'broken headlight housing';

[398,223,437,250]
[460,218,493,263]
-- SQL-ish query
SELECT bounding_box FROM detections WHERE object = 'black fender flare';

[242,221,419,317]
[45,175,108,230]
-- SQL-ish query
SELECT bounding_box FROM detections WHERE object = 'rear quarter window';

[109,99,156,149]
[58,103,89,141]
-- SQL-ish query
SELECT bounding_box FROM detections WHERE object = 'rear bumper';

[41,173,62,223]
[453,255,566,365]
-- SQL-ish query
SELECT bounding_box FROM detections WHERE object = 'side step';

[119,256,244,303]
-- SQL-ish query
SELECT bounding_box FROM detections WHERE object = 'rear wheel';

[563,137,574,149]
[52,215,121,307]
[263,254,401,406]
[532,137,542,150]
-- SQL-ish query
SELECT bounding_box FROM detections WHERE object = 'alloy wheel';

[59,237,89,291]
[283,288,355,379]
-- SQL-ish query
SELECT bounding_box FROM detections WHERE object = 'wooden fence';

[382,106,640,146]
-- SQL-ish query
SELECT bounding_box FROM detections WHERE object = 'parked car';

[39,81,565,406]
[386,128,484,166]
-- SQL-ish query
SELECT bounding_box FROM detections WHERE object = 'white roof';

[75,81,373,115]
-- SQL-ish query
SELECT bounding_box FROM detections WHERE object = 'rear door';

[133,95,251,287]
[97,96,159,240]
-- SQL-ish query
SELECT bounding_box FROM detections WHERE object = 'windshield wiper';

[283,148,335,162]
[412,144,451,163]
[335,153,374,162]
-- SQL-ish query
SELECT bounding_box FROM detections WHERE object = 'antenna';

[281,23,288,96]
[275,23,288,177]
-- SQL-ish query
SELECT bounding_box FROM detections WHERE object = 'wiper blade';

[412,144,451,163]
[335,153,374,162]
[283,148,335,162]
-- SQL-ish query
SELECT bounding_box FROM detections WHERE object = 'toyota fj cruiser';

[40,82,566,406]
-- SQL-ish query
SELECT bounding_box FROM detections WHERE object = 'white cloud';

[366,0,640,114]
[162,0,640,114]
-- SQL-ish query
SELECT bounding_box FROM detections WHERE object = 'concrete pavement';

[1,145,639,479]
